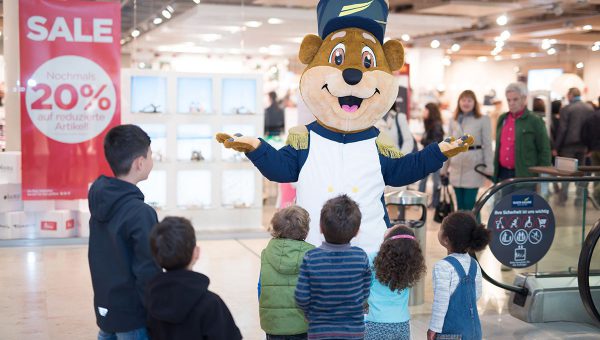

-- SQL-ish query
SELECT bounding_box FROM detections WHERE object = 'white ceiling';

[126,3,473,57]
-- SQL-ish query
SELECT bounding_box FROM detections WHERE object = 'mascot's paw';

[215,133,260,153]
[439,134,475,158]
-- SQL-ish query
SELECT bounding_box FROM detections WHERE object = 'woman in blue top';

[365,225,427,340]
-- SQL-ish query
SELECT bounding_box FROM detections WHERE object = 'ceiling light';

[430,39,440,48]
[138,62,146,69]
[594,41,600,46]
[491,49,501,56]
[166,5,174,13]
[442,57,452,66]
[496,15,508,26]
[451,43,460,52]
[401,34,410,42]
[552,4,563,16]
[477,56,488,62]
[541,39,552,50]
[162,9,172,19]
[511,54,521,59]
[199,34,222,42]
[268,18,283,25]
[131,29,140,38]
[496,41,505,48]
[592,45,599,51]
[259,47,269,54]
[500,30,511,40]
[193,0,201,3]
[576,62,584,69]
[153,17,163,25]
[548,39,557,44]
[245,21,263,28]
[547,47,556,55]
[583,25,592,31]
[494,55,503,61]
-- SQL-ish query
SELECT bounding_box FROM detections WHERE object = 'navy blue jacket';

[146,270,242,340]
[88,175,160,332]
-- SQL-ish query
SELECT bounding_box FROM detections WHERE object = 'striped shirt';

[295,242,371,339]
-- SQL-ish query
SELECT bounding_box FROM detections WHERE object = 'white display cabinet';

[122,70,264,231]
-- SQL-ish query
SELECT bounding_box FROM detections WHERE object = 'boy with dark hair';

[146,217,242,340]
[88,124,160,339]
[295,195,371,339]
[259,205,315,339]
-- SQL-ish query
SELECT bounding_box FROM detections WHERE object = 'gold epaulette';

[376,131,403,159]
[285,126,309,150]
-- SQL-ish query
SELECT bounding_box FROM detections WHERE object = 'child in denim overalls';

[428,212,491,340]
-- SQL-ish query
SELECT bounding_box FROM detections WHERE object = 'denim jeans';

[419,170,441,207]
[98,327,148,340]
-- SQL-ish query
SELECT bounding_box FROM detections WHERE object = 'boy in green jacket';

[259,206,315,340]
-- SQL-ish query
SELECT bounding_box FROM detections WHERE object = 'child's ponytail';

[441,212,490,253]
[469,223,491,252]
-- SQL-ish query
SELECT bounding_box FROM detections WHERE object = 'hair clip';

[388,234,416,241]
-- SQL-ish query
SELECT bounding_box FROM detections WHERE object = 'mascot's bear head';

[298,0,404,132]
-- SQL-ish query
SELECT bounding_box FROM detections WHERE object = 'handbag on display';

[434,182,454,223]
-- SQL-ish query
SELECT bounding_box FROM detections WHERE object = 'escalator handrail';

[471,175,600,296]
[577,218,600,324]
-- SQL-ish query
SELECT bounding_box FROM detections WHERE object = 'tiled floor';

[0,203,599,339]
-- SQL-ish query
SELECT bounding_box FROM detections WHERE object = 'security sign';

[487,190,555,268]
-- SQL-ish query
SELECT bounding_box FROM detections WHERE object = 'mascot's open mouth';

[338,96,363,113]
[322,84,381,113]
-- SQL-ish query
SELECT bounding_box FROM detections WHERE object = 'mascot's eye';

[329,43,346,66]
[361,46,377,68]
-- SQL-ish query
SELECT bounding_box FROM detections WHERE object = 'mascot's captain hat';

[317,0,389,43]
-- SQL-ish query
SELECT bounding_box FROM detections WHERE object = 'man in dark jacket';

[553,87,595,205]
[264,91,285,136]
[582,109,600,204]
[493,82,551,192]
[88,125,160,339]
[147,217,242,340]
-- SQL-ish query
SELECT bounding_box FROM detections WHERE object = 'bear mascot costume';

[217,0,473,252]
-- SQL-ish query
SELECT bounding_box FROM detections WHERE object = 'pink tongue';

[342,105,358,112]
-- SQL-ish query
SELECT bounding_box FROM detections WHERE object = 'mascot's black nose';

[342,68,363,85]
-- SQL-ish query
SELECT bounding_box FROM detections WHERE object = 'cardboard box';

[24,200,56,212]
[0,183,24,213]
[37,210,76,238]
[77,210,91,238]
[0,151,21,184]
[0,211,35,239]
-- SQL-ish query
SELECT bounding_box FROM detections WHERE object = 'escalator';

[471,176,600,326]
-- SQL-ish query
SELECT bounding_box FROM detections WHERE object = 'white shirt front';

[296,130,387,253]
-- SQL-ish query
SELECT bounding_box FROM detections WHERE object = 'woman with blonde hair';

[441,90,493,211]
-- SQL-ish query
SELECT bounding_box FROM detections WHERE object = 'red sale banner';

[19,0,120,199]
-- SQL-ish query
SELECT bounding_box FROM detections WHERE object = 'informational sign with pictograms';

[487,190,555,268]
[19,0,120,199]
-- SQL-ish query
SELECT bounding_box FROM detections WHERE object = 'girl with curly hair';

[427,211,490,340]
[365,224,427,340]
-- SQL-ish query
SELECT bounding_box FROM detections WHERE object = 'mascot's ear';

[383,39,405,72]
[299,34,323,65]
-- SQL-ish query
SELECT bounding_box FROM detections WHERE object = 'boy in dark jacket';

[259,205,315,339]
[146,216,242,340]
[88,124,160,339]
